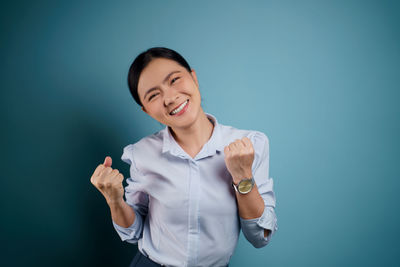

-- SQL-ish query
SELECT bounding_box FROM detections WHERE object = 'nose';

[163,88,179,107]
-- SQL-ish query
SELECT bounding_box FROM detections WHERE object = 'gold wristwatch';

[232,177,255,194]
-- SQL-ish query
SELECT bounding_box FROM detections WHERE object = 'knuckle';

[96,165,104,172]
[101,167,112,175]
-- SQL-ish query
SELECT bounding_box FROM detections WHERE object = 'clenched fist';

[90,156,124,204]
[224,137,255,184]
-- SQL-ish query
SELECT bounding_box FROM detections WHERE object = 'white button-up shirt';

[113,113,278,267]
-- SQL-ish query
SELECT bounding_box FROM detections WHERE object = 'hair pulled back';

[128,47,192,106]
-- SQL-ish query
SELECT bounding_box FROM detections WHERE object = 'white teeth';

[170,100,188,115]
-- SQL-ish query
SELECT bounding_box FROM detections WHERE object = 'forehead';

[137,58,185,96]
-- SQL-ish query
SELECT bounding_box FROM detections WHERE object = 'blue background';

[1,0,399,266]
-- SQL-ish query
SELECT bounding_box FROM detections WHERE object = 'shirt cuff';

[240,206,278,247]
[257,206,278,241]
[112,208,143,243]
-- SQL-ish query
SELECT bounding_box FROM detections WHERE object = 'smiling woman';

[136,57,204,138]
[89,47,278,267]
[127,47,193,107]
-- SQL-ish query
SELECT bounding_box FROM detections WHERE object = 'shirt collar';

[161,113,224,159]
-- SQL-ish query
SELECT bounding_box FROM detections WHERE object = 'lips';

[169,99,189,115]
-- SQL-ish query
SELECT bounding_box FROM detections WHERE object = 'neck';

[169,109,214,158]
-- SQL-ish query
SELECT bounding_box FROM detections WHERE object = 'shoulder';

[128,130,163,151]
[218,121,269,148]
[121,129,164,164]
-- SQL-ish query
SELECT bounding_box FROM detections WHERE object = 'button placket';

[187,159,200,266]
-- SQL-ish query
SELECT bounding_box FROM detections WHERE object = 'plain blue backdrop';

[1,0,399,266]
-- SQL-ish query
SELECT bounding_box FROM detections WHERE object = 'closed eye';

[149,92,159,101]
[171,77,180,84]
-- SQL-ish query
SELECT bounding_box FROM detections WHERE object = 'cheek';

[181,80,199,96]
[144,103,160,115]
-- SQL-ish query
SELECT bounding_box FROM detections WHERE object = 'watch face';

[238,179,253,194]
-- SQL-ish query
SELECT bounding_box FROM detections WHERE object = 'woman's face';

[137,58,202,129]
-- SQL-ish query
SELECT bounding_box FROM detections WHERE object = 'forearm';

[108,199,136,228]
[225,136,274,240]
[235,183,270,237]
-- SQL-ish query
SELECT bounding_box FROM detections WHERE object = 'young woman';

[90,47,278,267]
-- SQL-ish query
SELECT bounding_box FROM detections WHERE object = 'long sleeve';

[239,132,278,248]
[111,114,278,266]
[112,144,149,244]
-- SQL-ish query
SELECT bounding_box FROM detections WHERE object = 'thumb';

[103,156,112,167]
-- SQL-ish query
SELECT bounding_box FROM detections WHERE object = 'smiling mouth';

[169,100,189,115]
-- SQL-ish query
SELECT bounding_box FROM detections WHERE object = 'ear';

[190,69,199,88]
[141,106,148,114]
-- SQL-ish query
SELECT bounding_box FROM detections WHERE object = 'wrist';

[232,172,253,185]
[107,198,125,207]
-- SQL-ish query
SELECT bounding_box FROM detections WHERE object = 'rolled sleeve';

[240,132,278,248]
[112,204,144,244]
[112,144,149,244]
[240,206,278,248]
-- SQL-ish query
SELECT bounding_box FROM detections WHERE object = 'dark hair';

[127,47,192,107]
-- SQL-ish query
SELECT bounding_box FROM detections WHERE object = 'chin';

[168,104,200,128]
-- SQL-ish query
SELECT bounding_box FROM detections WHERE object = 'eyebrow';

[143,70,181,101]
